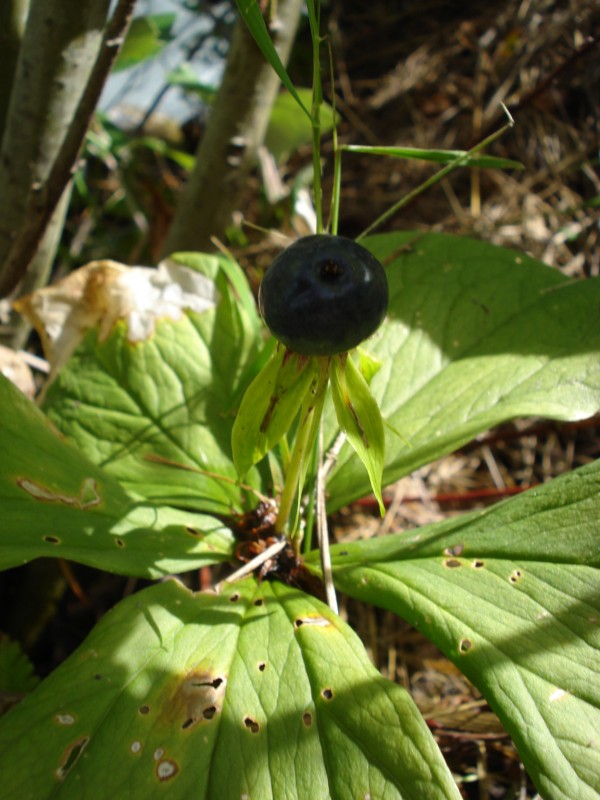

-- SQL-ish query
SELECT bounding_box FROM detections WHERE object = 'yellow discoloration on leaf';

[17,476,101,509]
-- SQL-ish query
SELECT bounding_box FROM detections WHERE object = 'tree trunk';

[161,0,304,257]
[0,0,30,140]
[0,0,136,299]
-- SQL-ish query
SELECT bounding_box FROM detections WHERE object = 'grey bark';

[161,0,304,257]
[0,0,136,299]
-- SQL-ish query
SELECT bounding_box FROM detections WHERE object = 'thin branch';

[0,0,136,298]
[317,425,338,613]
[214,539,287,591]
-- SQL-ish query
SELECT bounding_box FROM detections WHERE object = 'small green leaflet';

[330,354,385,514]
[234,0,310,118]
[341,144,524,170]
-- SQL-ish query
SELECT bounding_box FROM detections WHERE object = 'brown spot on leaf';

[321,688,333,700]
[18,477,101,509]
[44,535,61,544]
[160,669,226,728]
[258,662,266,672]
[444,558,462,568]
[302,712,313,726]
[54,713,76,726]
[139,704,151,715]
[459,639,472,654]
[472,560,484,569]
[229,593,240,603]
[444,543,464,557]
[295,614,331,629]
[244,717,260,734]
[56,736,90,780]
[156,758,178,781]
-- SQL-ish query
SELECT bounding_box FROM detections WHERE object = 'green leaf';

[232,347,319,479]
[42,254,264,516]
[113,14,176,72]
[166,63,219,103]
[0,577,460,799]
[0,373,235,577]
[313,459,600,800]
[341,144,524,170]
[234,0,310,118]
[265,88,337,163]
[330,354,385,514]
[325,232,600,510]
[0,636,39,693]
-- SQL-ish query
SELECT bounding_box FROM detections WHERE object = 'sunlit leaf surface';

[0,578,460,799]
[313,459,600,800]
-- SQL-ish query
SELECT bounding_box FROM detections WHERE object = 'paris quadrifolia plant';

[0,2,599,799]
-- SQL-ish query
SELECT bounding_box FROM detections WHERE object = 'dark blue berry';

[258,235,388,356]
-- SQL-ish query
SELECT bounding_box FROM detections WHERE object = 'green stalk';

[306,0,323,232]
[328,41,341,236]
[356,110,515,241]
[274,357,330,551]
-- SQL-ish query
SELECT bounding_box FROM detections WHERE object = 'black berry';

[258,235,389,356]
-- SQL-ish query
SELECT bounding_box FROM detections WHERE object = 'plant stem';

[307,0,323,233]
[328,44,341,236]
[274,357,329,549]
[356,110,515,241]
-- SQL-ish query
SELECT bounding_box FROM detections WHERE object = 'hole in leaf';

[139,704,151,715]
[254,598,264,607]
[94,674,102,680]
[229,593,240,603]
[258,662,266,672]
[115,538,125,548]
[444,558,462,568]
[44,535,61,545]
[185,526,201,537]
[295,615,330,628]
[244,717,260,734]
[302,712,312,726]
[153,748,164,761]
[211,677,224,689]
[339,551,349,556]
[321,688,333,700]
[509,570,523,583]
[56,736,89,780]
[444,544,464,557]
[156,759,178,781]
[459,639,472,654]
[130,740,142,754]
[181,718,194,729]
[472,560,485,569]
[203,706,217,720]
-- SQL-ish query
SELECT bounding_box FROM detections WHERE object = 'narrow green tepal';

[330,353,385,514]
[0,577,461,799]
[232,346,318,478]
